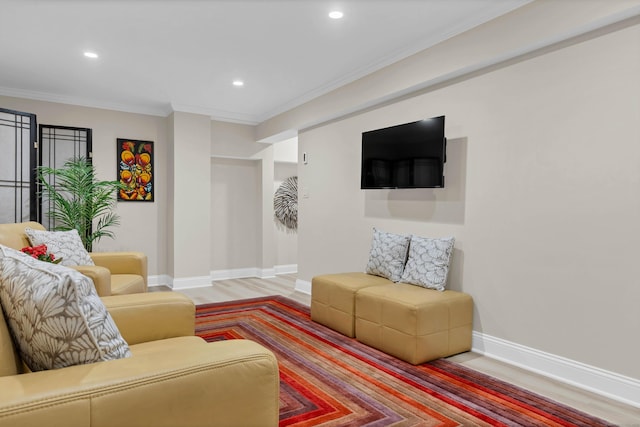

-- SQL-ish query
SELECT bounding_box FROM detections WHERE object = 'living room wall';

[210,157,260,272]
[0,100,297,284]
[297,20,640,383]
[210,120,298,278]
[0,95,169,279]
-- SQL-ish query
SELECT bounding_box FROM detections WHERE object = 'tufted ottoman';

[355,283,473,364]
[311,272,392,337]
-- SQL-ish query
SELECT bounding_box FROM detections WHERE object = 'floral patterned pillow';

[365,228,410,282]
[24,227,95,266]
[400,236,455,291]
[0,244,131,371]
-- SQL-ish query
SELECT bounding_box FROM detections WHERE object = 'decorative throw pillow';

[365,228,410,282]
[0,244,131,371]
[400,235,455,291]
[24,227,94,266]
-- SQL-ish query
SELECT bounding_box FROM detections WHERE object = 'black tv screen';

[361,116,446,189]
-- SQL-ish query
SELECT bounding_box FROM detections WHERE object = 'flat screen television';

[361,116,446,189]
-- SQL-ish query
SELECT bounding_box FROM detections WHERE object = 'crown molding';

[169,102,259,125]
[0,85,262,125]
[256,0,532,123]
[0,86,172,117]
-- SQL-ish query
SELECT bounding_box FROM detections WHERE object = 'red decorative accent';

[20,244,61,264]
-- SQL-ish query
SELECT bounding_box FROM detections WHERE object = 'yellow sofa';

[0,222,147,296]
[0,292,280,427]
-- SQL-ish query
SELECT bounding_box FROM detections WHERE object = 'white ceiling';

[0,0,528,124]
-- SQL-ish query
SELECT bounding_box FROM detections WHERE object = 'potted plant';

[38,157,122,252]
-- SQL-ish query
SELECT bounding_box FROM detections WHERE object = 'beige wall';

[170,112,212,283]
[0,95,168,277]
[0,99,296,282]
[211,158,260,270]
[297,22,640,380]
[274,137,298,163]
[210,120,298,276]
[211,120,263,159]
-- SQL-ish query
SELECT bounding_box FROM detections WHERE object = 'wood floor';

[165,275,640,425]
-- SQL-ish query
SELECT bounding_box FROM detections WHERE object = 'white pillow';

[0,244,131,371]
[24,227,95,266]
[365,228,410,282]
[400,235,455,291]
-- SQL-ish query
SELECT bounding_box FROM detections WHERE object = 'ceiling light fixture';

[83,51,99,59]
[232,80,244,87]
[328,11,343,19]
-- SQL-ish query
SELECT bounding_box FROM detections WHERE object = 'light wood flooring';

[161,275,640,426]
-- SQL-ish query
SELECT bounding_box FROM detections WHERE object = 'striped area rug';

[195,296,614,427]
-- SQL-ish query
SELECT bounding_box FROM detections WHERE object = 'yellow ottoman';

[311,272,392,337]
[355,283,473,364]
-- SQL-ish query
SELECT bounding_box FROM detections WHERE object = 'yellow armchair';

[0,222,146,296]
[0,292,280,427]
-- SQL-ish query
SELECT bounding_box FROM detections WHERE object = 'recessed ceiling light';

[232,80,244,87]
[83,51,99,59]
[329,11,344,19]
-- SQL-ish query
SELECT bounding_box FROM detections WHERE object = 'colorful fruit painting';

[121,150,135,165]
[117,139,153,201]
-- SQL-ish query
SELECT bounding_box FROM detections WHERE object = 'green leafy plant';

[38,157,122,252]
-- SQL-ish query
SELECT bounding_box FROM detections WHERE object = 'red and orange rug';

[195,296,613,426]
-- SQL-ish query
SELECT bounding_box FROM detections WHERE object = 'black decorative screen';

[38,125,92,229]
[0,108,37,223]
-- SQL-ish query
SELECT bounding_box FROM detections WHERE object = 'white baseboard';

[210,268,275,279]
[275,264,298,275]
[148,274,172,287]
[172,275,212,290]
[210,266,293,281]
[295,279,311,295]
[259,268,276,279]
[211,268,258,281]
[472,331,640,409]
[150,269,300,288]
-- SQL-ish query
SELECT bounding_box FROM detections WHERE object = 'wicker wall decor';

[274,176,298,231]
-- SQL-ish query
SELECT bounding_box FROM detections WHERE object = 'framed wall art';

[117,138,154,202]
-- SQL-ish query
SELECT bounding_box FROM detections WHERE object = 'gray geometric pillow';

[400,236,455,291]
[0,244,131,371]
[24,227,95,266]
[365,228,410,282]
